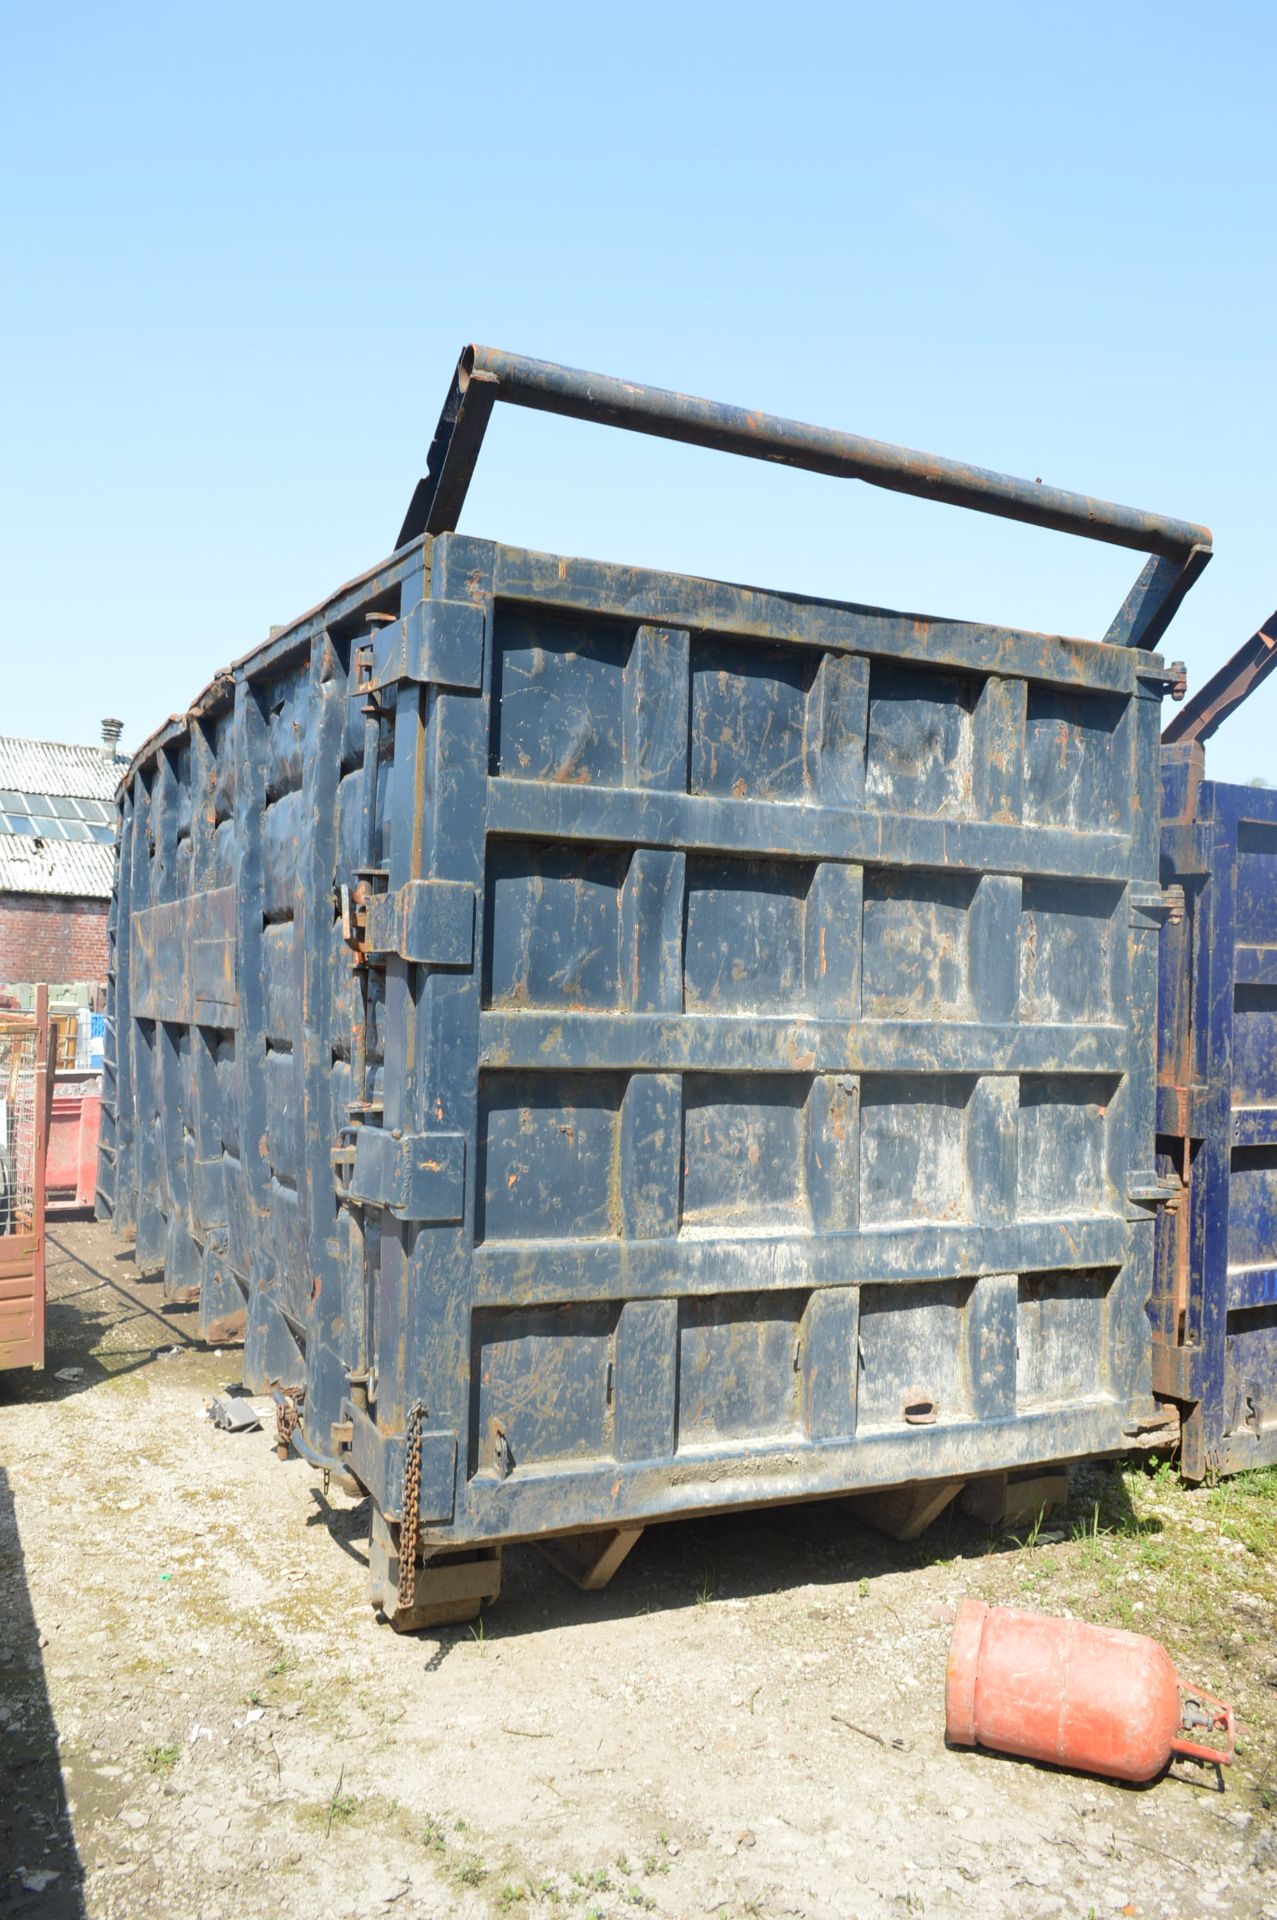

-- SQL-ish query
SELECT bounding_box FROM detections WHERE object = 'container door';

[1191,780,1277,1474]
[350,530,1171,1553]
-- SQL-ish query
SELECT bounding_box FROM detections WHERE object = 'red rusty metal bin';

[45,1072,102,1213]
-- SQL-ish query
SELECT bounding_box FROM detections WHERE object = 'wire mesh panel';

[0,994,48,1372]
[0,1022,38,1235]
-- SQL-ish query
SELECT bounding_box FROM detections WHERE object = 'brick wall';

[0,893,109,988]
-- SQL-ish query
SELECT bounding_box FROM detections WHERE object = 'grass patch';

[421,1813,448,1853]
[300,1767,360,1835]
[144,1743,179,1777]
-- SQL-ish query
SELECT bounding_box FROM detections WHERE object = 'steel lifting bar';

[397,346,1213,647]
[1162,608,1277,745]
[398,346,1211,557]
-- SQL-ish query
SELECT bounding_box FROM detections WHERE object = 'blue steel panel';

[425,533,1167,1549]
[100,485,1193,1615]
[1156,760,1277,1476]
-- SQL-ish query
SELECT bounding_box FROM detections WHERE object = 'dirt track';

[0,1221,1273,1920]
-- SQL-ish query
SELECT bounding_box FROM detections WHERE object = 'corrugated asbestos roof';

[0,736,126,800]
[0,834,115,899]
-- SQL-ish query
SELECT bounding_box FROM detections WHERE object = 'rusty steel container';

[947,1597,1234,1782]
[99,347,1212,1628]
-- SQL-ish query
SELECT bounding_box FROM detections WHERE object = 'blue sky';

[2,2,1275,774]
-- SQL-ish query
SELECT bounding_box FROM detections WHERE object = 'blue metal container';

[99,349,1209,1624]
[1155,625,1277,1479]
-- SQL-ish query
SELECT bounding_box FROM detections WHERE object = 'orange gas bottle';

[946,1598,1234,1784]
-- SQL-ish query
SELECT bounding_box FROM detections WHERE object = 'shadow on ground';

[302,1448,1157,1645]
[0,1230,203,1409]
[0,1467,85,1919]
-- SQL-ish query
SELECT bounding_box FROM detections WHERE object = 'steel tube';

[464,345,1210,560]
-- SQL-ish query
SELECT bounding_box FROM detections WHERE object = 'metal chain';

[274,1387,301,1462]
[397,1400,424,1615]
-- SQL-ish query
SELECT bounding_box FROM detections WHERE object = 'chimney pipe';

[101,718,124,755]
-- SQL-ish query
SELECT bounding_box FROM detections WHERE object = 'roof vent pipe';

[101,718,124,755]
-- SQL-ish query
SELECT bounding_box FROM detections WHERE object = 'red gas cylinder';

[946,1597,1234,1784]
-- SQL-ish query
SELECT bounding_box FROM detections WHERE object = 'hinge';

[341,1400,457,1524]
[1126,1168,1182,1219]
[1160,821,1212,880]
[340,877,474,968]
[338,870,387,961]
[1154,1082,1210,1139]
[1128,882,1168,931]
[1150,1340,1200,1401]
[347,1126,466,1222]
[363,879,475,966]
[351,597,485,696]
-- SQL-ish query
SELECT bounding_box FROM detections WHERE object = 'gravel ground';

[0,1219,1273,1920]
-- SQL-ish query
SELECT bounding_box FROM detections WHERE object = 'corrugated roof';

[0,736,127,801]
[0,835,115,899]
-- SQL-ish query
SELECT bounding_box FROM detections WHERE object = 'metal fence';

[0,1022,39,1236]
[0,988,50,1371]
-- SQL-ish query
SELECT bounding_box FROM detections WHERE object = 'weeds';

[1008,1504,1048,1551]
[144,1743,179,1777]
[326,1791,358,1831]
[1072,1500,1103,1559]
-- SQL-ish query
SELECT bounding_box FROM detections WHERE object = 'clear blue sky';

[3,3,1275,776]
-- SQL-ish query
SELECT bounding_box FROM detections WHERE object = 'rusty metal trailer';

[98,349,1211,1625]
[1154,611,1277,1479]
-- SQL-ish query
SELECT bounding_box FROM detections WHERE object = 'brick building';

[0,729,124,993]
